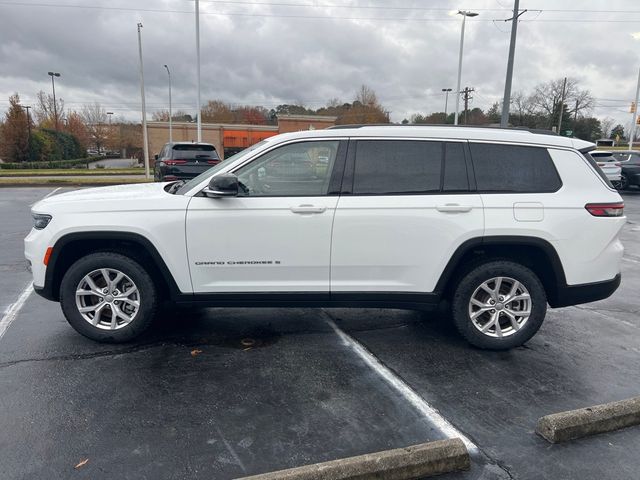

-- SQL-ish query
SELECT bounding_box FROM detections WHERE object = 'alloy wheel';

[468,276,531,338]
[75,268,140,330]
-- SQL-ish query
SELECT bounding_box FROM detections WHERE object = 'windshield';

[175,140,269,195]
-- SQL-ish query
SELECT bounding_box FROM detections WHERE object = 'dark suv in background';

[612,150,640,190]
[154,142,221,182]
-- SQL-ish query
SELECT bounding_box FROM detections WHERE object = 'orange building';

[146,114,337,160]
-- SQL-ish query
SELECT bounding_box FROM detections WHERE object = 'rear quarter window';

[469,143,562,193]
[582,151,614,188]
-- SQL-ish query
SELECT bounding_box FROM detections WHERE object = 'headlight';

[33,214,52,230]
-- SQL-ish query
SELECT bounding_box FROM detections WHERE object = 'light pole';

[164,64,173,144]
[107,111,113,126]
[442,88,452,121]
[195,0,202,142]
[500,0,522,127]
[630,67,640,149]
[47,71,61,131]
[454,10,478,126]
[137,23,150,178]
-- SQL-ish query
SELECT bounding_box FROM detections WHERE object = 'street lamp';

[630,32,640,149]
[453,10,478,126]
[164,64,173,144]
[442,88,453,121]
[47,71,61,131]
[137,22,150,178]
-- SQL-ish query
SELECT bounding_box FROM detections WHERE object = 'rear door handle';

[436,204,473,213]
[290,204,326,214]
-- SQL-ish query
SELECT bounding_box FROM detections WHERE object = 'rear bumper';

[549,274,621,308]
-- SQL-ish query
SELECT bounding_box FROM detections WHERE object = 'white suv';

[25,126,625,349]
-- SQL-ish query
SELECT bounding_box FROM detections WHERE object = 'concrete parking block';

[536,396,640,443]
[235,438,470,480]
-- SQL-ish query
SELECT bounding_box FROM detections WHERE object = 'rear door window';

[469,143,562,193]
[353,140,442,194]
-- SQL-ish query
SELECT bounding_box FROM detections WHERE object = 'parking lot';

[1,187,639,480]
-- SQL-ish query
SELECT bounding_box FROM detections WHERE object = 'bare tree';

[35,90,64,128]
[201,100,234,123]
[81,102,110,151]
[600,116,615,138]
[529,78,594,127]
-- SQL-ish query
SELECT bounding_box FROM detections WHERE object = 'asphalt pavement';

[0,187,639,480]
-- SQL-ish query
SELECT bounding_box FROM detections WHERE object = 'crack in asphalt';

[0,341,177,369]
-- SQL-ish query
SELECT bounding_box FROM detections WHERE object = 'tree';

[34,90,64,128]
[201,100,234,123]
[572,116,602,142]
[64,111,89,152]
[486,102,501,124]
[335,85,389,124]
[81,102,110,151]
[600,117,615,139]
[529,78,594,129]
[0,93,30,162]
[610,124,625,141]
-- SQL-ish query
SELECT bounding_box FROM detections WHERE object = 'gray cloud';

[1,0,639,127]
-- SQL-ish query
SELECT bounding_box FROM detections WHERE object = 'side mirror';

[203,173,239,198]
[154,154,159,160]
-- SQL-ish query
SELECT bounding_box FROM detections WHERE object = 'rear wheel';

[60,252,158,342]
[451,261,547,350]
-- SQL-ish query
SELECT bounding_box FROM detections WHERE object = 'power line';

[2,1,640,23]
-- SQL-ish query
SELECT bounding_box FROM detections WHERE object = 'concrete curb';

[536,396,640,443]
[234,438,469,480]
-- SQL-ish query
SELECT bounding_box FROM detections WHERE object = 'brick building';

[146,114,337,160]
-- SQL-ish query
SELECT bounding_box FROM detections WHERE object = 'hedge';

[0,158,92,169]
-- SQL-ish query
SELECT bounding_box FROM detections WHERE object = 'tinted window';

[172,144,219,159]
[353,140,442,194]
[443,142,469,191]
[234,141,339,196]
[469,143,561,193]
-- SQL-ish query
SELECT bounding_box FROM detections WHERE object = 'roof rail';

[326,124,559,136]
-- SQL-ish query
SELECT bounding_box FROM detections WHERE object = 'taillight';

[207,160,220,165]
[614,162,621,167]
[165,160,187,166]
[597,163,605,167]
[585,202,624,217]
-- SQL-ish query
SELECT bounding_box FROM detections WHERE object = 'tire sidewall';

[60,252,157,342]
[452,261,547,350]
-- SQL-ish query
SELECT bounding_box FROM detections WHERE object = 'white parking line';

[324,315,479,454]
[0,283,33,341]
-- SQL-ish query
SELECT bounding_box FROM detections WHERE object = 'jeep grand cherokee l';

[25,126,625,350]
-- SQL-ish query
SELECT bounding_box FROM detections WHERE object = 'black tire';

[59,252,158,342]
[451,260,547,350]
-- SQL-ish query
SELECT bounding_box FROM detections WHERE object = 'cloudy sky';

[1,0,640,127]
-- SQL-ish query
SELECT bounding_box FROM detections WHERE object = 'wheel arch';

[435,236,567,307]
[42,232,181,302]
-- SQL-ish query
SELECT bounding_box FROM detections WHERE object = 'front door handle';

[436,204,473,213]
[290,204,326,214]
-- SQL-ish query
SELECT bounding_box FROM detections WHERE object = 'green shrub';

[0,158,91,169]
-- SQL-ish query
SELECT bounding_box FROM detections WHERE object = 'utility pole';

[572,99,578,136]
[195,0,202,142]
[557,77,567,135]
[461,87,475,124]
[630,67,640,149]
[500,0,526,127]
[164,64,173,144]
[137,23,150,178]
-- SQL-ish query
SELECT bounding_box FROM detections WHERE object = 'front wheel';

[451,261,547,350]
[60,252,158,342]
